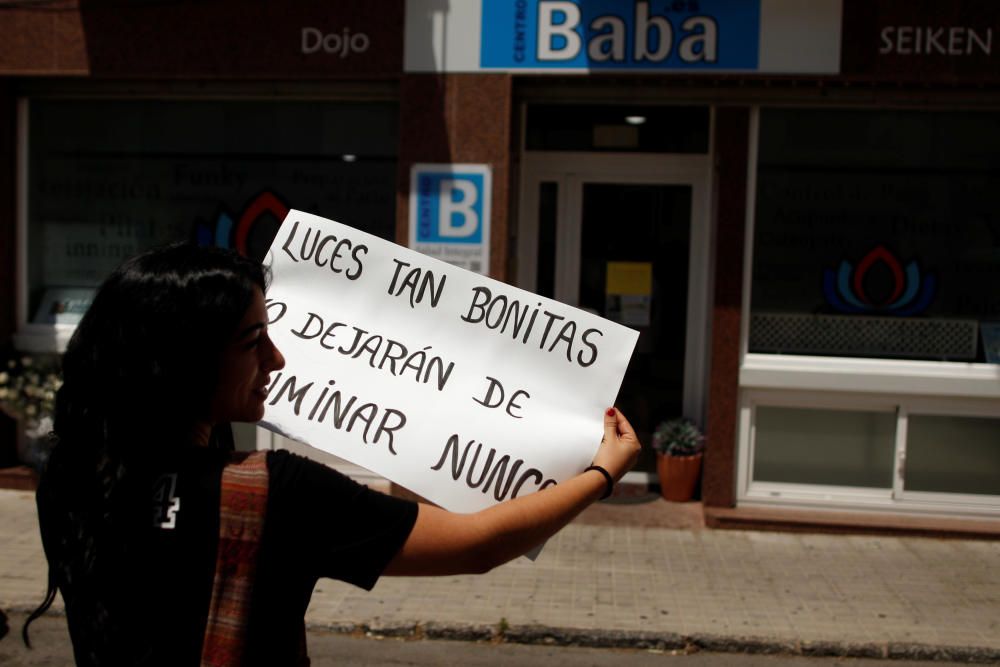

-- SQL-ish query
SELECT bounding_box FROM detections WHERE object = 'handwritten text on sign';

[260,210,639,513]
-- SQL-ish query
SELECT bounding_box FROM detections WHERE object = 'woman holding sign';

[25,244,640,666]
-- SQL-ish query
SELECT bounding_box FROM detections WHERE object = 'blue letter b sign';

[415,170,486,244]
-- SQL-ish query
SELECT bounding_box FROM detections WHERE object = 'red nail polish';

[606,408,616,417]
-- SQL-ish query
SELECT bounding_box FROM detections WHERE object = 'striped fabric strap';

[200,450,269,667]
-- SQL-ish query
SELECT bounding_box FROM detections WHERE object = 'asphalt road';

[1,613,972,666]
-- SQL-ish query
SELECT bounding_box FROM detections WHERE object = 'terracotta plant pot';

[656,452,703,502]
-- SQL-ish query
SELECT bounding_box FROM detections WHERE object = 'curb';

[305,620,1000,663]
[12,606,999,663]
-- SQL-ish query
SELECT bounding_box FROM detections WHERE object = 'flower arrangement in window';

[0,350,61,469]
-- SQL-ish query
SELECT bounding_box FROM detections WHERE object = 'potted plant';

[0,351,61,472]
[652,418,704,502]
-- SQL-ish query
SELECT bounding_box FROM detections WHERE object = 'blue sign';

[480,0,759,70]
[414,169,486,244]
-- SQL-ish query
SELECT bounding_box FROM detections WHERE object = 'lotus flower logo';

[823,245,935,316]
[194,191,289,256]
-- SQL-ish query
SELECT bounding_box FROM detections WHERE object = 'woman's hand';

[384,406,643,576]
[591,407,641,482]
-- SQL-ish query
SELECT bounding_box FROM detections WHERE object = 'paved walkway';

[2,489,998,661]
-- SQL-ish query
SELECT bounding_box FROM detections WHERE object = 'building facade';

[2,0,999,533]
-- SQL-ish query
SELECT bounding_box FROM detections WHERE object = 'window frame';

[741,106,1000,386]
[739,389,1000,515]
[738,106,1000,517]
[741,105,1000,395]
[13,90,401,353]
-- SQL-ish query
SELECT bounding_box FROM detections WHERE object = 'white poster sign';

[409,164,491,275]
[261,210,638,514]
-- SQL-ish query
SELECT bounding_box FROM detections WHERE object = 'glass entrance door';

[518,154,712,480]
[578,184,691,473]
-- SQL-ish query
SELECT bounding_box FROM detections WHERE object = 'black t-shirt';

[142,447,417,665]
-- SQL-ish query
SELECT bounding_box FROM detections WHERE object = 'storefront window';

[906,414,1000,496]
[750,110,1000,362]
[753,406,896,488]
[27,99,397,325]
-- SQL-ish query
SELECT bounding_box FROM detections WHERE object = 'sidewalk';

[2,488,998,662]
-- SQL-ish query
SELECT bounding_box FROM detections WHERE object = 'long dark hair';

[24,243,266,663]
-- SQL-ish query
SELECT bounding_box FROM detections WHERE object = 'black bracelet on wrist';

[584,465,614,500]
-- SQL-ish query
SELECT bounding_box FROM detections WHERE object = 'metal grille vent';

[749,313,979,360]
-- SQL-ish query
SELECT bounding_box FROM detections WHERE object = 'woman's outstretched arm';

[383,407,640,576]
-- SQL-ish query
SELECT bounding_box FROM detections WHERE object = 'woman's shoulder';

[261,448,360,495]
